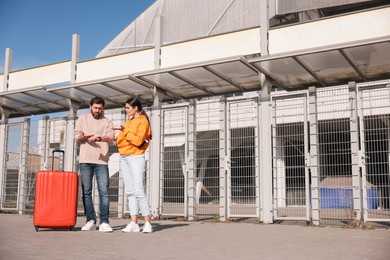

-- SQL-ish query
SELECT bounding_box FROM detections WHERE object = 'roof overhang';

[1,36,389,118]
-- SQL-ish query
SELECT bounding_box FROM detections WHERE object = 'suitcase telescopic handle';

[52,149,65,171]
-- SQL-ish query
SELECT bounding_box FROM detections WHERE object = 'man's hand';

[79,133,93,142]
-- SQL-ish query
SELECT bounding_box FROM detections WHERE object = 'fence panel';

[227,99,258,217]
[360,85,390,221]
[316,86,356,220]
[195,100,224,218]
[1,122,22,211]
[272,93,309,220]
[160,106,188,216]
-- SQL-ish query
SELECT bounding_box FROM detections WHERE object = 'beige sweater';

[74,113,115,164]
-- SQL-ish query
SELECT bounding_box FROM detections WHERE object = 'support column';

[260,0,274,56]
[219,97,228,221]
[148,87,164,218]
[64,100,80,171]
[154,15,163,69]
[0,107,11,209]
[259,74,273,223]
[39,116,50,170]
[18,118,30,214]
[2,48,12,91]
[71,34,80,84]
[308,86,320,225]
[117,110,126,218]
[187,101,197,220]
[349,81,362,221]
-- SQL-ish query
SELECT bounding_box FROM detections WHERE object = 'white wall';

[161,28,261,68]
[76,49,155,82]
[8,62,71,91]
[269,7,390,54]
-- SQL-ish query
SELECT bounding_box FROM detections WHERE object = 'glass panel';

[27,90,69,106]
[142,73,187,87]
[109,79,151,93]
[55,88,93,101]
[80,84,125,97]
[254,57,317,88]
[210,61,260,89]
[345,42,390,79]
[176,67,221,83]
[298,51,360,84]
[141,73,210,97]
[0,97,23,107]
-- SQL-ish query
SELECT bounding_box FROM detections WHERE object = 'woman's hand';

[113,126,124,131]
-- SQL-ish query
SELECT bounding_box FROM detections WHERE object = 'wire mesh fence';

[1,84,389,224]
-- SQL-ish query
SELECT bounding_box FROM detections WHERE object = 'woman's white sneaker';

[142,222,153,233]
[122,222,140,233]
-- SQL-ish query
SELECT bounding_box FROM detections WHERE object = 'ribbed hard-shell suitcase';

[33,149,78,231]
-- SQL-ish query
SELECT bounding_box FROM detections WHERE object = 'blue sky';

[0,0,156,74]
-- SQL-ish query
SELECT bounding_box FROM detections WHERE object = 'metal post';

[259,73,273,223]
[71,34,80,84]
[154,15,163,69]
[39,116,50,170]
[259,0,270,56]
[187,101,197,220]
[2,48,12,92]
[18,118,30,214]
[117,110,126,218]
[349,81,362,221]
[308,86,320,225]
[148,87,163,218]
[0,107,11,209]
[220,97,228,221]
[303,94,311,223]
[65,100,80,171]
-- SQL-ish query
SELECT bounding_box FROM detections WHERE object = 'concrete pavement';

[0,214,389,260]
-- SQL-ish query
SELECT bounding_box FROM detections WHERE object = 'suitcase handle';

[52,149,65,171]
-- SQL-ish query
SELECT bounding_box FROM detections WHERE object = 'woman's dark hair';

[90,96,105,107]
[126,98,152,139]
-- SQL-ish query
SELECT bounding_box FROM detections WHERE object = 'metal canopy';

[1,36,389,118]
[249,36,390,91]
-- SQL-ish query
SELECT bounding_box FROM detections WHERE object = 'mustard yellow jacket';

[116,115,151,156]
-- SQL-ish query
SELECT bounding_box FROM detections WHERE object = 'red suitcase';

[33,149,78,231]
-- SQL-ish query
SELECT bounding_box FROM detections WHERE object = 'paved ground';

[0,214,389,260]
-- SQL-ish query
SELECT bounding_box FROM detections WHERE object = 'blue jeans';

[121,155,150,217]
[79,163,110,224]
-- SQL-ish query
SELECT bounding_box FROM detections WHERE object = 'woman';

[115,98,152,233]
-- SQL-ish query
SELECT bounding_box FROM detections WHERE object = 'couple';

[74,96,152,233]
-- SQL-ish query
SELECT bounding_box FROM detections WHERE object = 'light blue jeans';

[121,154,150,217]
[79,163,110,224]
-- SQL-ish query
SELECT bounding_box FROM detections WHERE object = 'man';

[74,96,115,232]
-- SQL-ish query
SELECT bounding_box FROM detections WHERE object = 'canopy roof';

[1,35,389,118]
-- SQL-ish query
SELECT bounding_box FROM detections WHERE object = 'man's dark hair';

[90,96,105,107]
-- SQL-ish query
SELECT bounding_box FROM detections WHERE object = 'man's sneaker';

[142,222,153,233]
[122,222,140,233]
[81,220,96,231]
[99,223,113,233]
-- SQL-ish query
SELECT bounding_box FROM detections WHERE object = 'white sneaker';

[81,220,96,231]
[142,222,153,233]
[122,222,140,233]
[99,223,113,233]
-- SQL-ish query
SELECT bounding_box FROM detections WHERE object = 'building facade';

[1,0,389,224]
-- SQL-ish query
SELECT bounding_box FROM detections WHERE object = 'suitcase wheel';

[70,226,75,231]
[35,226,39,232]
